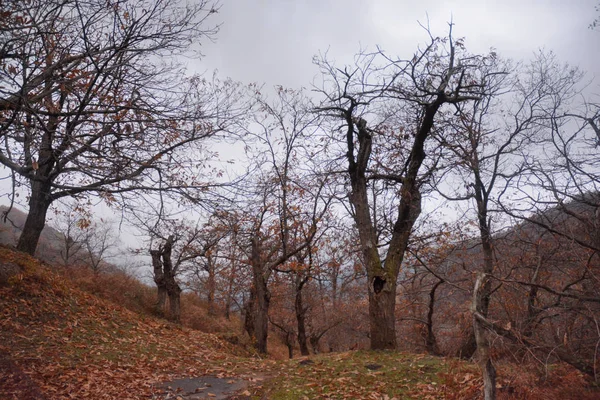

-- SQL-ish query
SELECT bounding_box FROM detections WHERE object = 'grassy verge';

[255,350,479,399]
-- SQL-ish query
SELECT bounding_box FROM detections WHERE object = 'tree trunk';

[368,277,397,349]
[309,335,320,354]
[285,332,294,359]
[254,276,270,354]
[225,261,236,320]
[244,287,256,340]
[168,287,181,322]
[225,300,231,320]
[151,249,168,315]
[161,236,181,323]
[17,102,58,256]
[17,181,52,255]
[524,254,541,337]
[344,113,430,351]
[425,280,442,355]
[295,281,310,356]
[150,236,180,321]
[207,258,216,316]
[473,273,496,400]
[473,178,497,400]
[251,236,270,354]
[156,286,167,314]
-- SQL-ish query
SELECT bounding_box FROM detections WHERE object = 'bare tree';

[314,25,492,350]
[431,50,592,397]
[233,87,333,354]
[52,201,89,267]
[486,68,600,380]
[150,235,181,321]
[82,218,118,275]
[0,0,245,255]
[146,218,223,322]
[185,217,230,317]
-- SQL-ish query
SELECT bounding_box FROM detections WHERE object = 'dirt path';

[158,375,253,399]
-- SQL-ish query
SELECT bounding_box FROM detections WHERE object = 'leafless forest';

[1,1,600,399]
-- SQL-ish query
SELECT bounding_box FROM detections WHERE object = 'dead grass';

[57,263,241,336]
[0,247,246,399]
[1,247,598,400]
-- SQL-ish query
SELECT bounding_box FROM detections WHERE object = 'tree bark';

[524,254,541,337]
[253,276,270,354]
[161,236,181,322]
[251,236,270,354]
[168,287,181,322]
[425,280,442,355]
[295,279,310,356]
[346,117,397,350]
[17,181,52,255]
[150,235,181,322]
[150,249,168,314]
[368,277,398,349]
[243,287,256,340]
[225,256,238,320]
[472,174,497,400]
[342,97,442,350]
[207,257,216,316]
[16,63,59,256]
[473,273,496,400]
[284,331,294,359]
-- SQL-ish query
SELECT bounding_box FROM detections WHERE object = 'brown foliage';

[0,247,245,399]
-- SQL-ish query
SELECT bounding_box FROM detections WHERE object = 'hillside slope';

[1,247,597,400]
[0,247,248,399]
[0,206,65,264]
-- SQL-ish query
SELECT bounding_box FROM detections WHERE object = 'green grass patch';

[260,350,472,399]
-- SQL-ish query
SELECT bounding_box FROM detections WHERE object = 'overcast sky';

[182,0,599,231]
[194,0,599,89]
[4,0,599,256]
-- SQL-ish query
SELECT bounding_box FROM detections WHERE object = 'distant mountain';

[0,205,64,263]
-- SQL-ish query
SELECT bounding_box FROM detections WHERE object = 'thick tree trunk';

[18,105,58,256]
[254,280,270,354]
[156,286,167,314]
[254,277,270,354]
[150,236,180,321]
[251,237,270,354]
[295,284,310,356]
[151,249,168,314]
[344,111,431,351]
[17,181,52,255]
[168,287,181,322]
[161,236,181,322]
[368,277,397,349]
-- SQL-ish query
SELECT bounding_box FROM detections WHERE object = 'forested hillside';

[2,1,600,399]
[0,247,596,399]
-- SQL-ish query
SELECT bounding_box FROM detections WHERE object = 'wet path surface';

[159,375,251,399]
